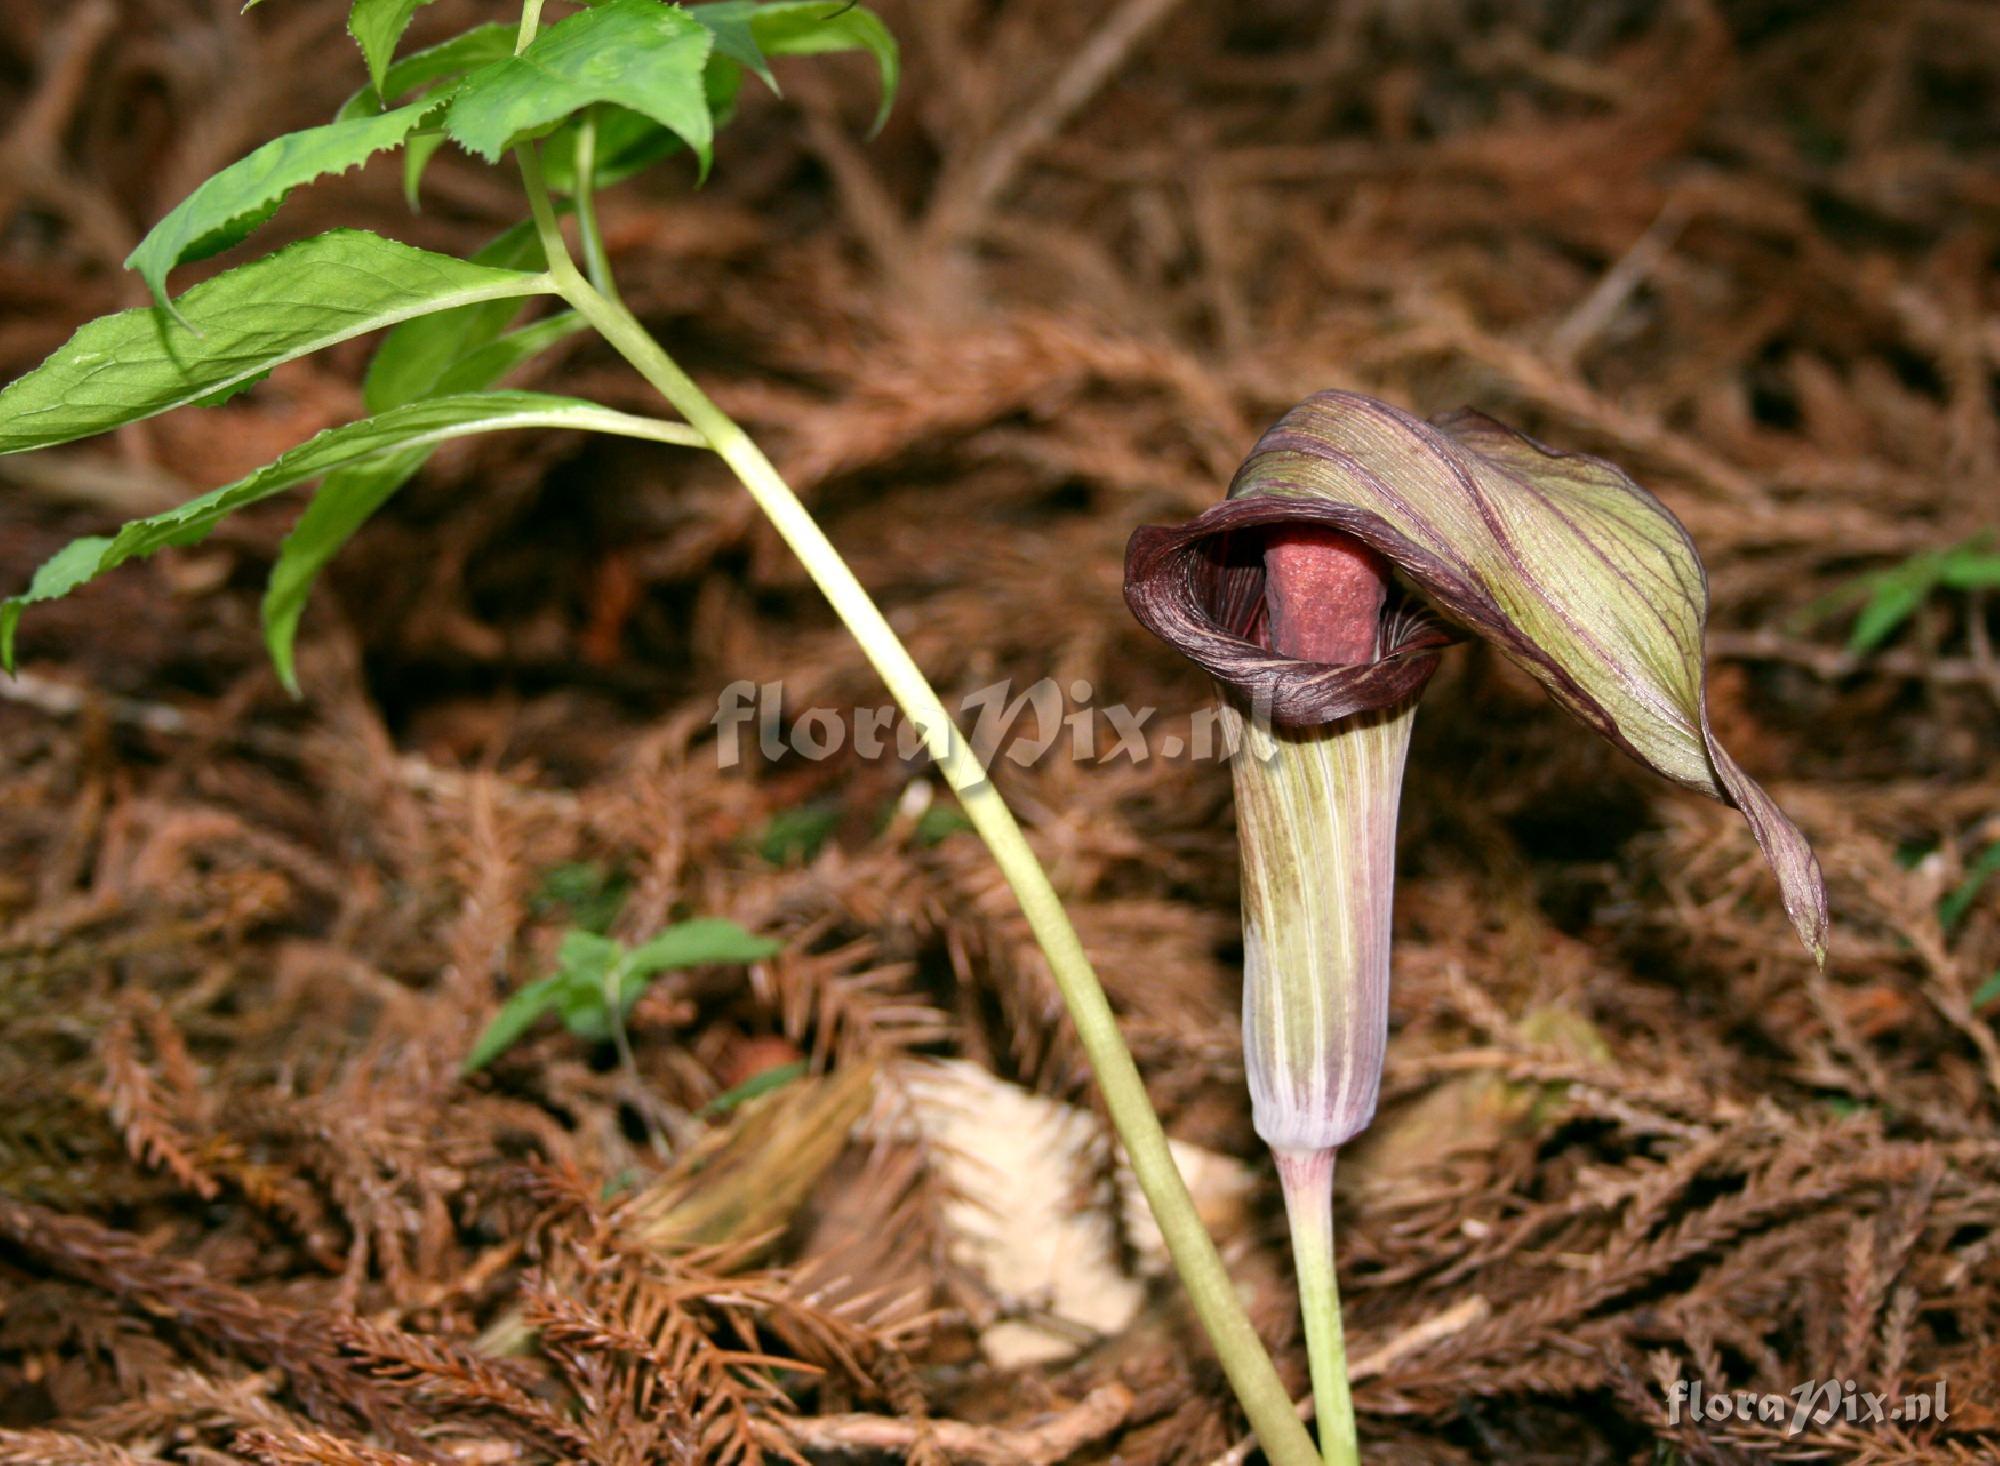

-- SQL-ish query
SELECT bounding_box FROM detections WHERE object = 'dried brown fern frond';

[0,1196,422,1448]
[94,997,219,1201]
[328,1315,587,1460]
[231,1427,436,1466]
[0,1430,149,1466]
[790,1130,962,1349]
[749,936,949,1068]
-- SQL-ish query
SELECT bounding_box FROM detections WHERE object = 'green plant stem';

[573,111,617,299]
[514,0,545,52]
[514,145,1321,1466]
[1278,1149,1359,1466]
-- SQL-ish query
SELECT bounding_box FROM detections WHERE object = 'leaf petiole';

[572,108,618,299]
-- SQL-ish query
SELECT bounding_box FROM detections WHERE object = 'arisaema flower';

[1123,390,1827,1461]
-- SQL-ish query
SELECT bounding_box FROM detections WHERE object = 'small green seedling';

[1939,841,2000,935]
[531,859,633,934]
[912,803,973,845]
[1796,532,2000,653]
[464,917,778,1073]
[697,1058,807,1116]
[755,801,844,865]
[1940,841,1999,1011]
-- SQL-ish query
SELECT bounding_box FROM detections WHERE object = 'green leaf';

[556,929,624,982]
[1798,535,1999,651]
[587,919,779,1039]
[432,313,586,395]
[537,76,740,193]
[463,972,567,1072]
[5,391,703,668]
[0,230,554,456]
[261,454,422,694]
[1939,842,2000,934]
[337,23,516,119]
[688,1,777,89]
[402,130,448,207]
[362,219,547,412]
[127,101,445,308]
[758,801,842,864]
[1973,970,2000,1011]
[263,316,586,691]
[548,930,624,1040]
[1848,570,1934,652]
[191,369,273,408]
[349,0,441,94]
[622,917,782,976]
[531,861,632,934]
[1937,534,2000,590]
[741,0,899,132]
[914,804,973,845]
[698,1059,806,1116]
[533,34,749,196]
[467,918,776,1067]
[444,0,713,174]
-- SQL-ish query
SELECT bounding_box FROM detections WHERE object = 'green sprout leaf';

[914,804,973,845]
[1937,537,2000,590]
[622,917,782,977]
[444,0,714,174]
[337,23,516,119]
[262,455,419,694]
[735,0,899,133]
[698,1059,807,1116]
[0,231,555,456]
[5,391,702,669]
[1796,533,2000,653]
[758,801,842,864]
[127,100,447,309]
[464,918,780,1073]
[1940,842,2000,934]
[531,861,633,935]
[348,0,442,94]
[462,973,569,1075]
[687,1,779,90]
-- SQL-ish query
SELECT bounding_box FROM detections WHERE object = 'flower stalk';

[1278,1148,1355,1466]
